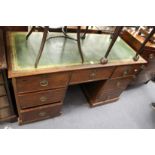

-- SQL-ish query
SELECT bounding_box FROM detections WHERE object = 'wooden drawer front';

[102,76,133,91]
[142,50,155,61]
[111,65,141,78]
[96,89,123,102]
[0,72,4,84]
[18,88,66,109]
[0,107,11,119]
[20,103,62,123]
[0,96,9,109]
[16,72,69,93]
[0,85,6,96]
[70,67,114,84]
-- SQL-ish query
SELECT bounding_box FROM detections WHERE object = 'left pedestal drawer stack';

[12,72,70,125]
[0,29,16,123]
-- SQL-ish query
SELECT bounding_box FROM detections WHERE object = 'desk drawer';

[111,65,141,78]
[0,85,6,96]
[101,76,133,91]
[70,67,114,84]
[142,50,155,61]
[0,96,9,109]
[18,88,66,109]
[0,107,11,119]
[15,72,70,93]
[20,103,62,124]
[0,72,4,84]
[96,89,123,102]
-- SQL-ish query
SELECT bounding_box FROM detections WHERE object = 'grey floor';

[1,81,155,129]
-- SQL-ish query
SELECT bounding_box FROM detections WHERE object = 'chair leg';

[81,26,89,39]
[34,27,49,68]
[100,26,123,64]
[26,26,36,40]
[77,26,84,63]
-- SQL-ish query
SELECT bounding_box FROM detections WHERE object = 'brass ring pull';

[149,53,154,59]
[116,81,121,87]
[90,72,96,77]
[40,96,47,102]
[134,68,138,72]
[40,80,48,87]
[123,70,128,76]
[38,111,47,117]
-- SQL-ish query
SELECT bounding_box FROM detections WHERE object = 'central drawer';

[15,72,70,93]
[18,88,66,109]
[20,102,62,124]
[70,67,114,84]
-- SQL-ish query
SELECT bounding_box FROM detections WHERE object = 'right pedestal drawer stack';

[82,64,143,107]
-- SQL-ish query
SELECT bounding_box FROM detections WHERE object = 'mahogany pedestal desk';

[7,32,146,125]
[121,29,155,85]
[0,29,16,122]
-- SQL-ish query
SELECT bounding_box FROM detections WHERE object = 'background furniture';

[121,27,155,85]
[0,29,16,122]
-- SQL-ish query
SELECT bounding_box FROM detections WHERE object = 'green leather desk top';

[7,32,146,77]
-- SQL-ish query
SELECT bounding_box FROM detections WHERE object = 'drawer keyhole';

[123,70,129,76]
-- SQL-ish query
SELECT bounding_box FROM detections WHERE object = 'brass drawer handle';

[134,68,138,73]
[116,81,121,87]
[149,53,154,59]
[40,96,48,102]
[38,111,47,117]
[90,72,96,77]
[40,80,48,87]
[90,70,97,78]
[123,70,129,76]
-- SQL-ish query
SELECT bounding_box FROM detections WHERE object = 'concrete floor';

[1,81,155,129]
